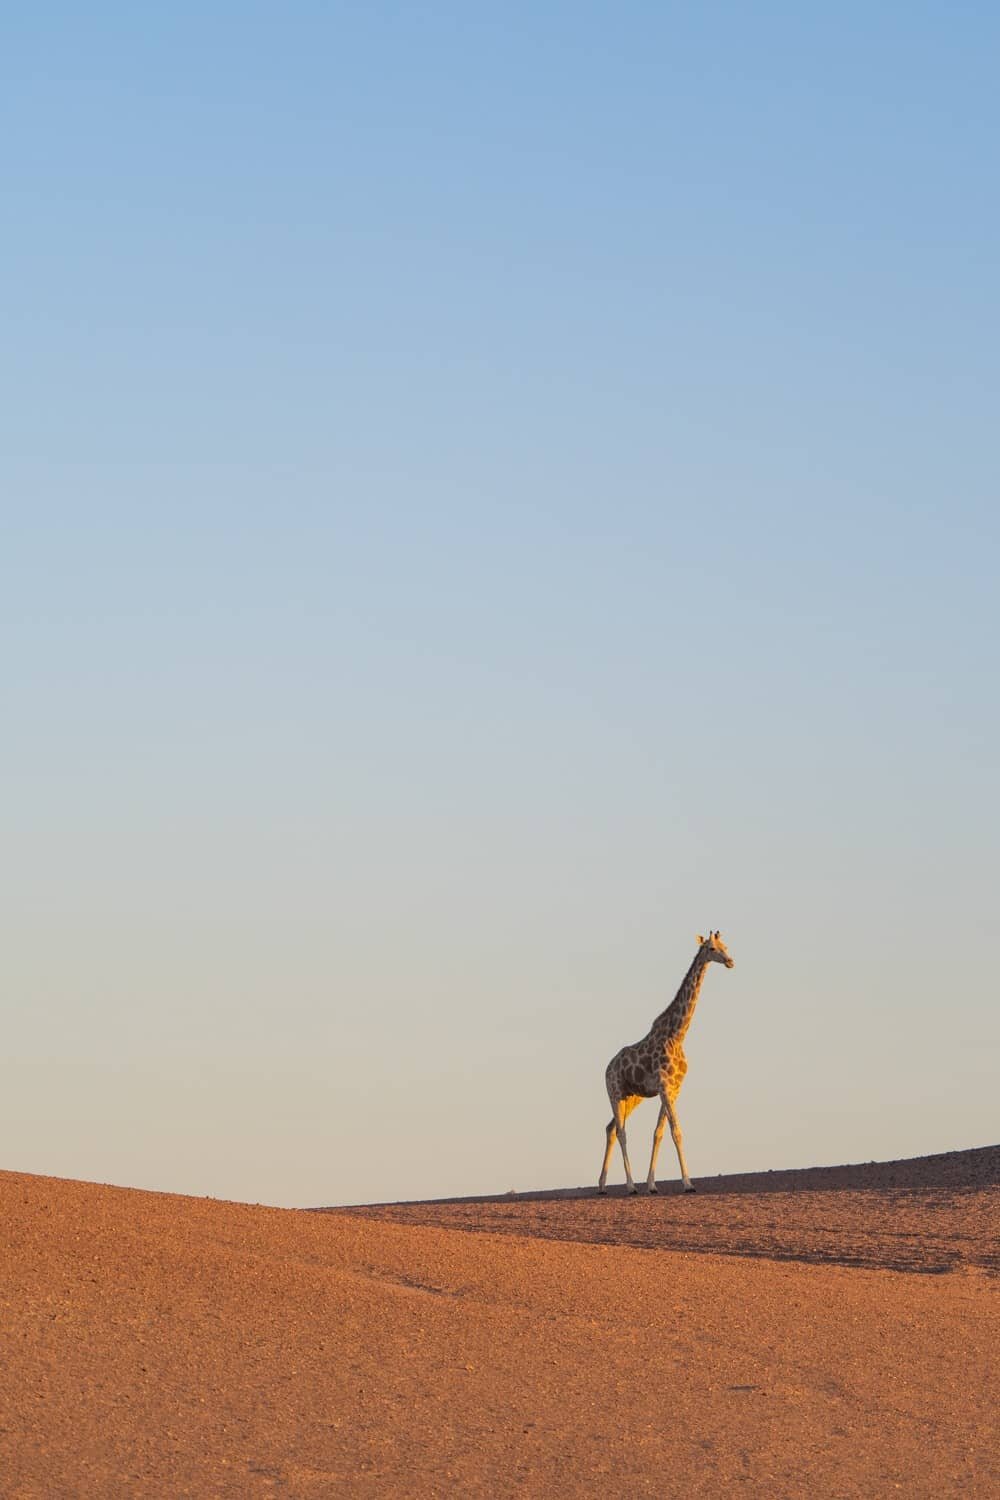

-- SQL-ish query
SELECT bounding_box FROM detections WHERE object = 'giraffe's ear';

[696,934,705,945]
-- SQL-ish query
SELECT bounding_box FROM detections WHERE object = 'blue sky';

[3,3,997,1205]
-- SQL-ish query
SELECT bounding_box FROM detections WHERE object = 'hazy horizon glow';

[4,3,997,1206]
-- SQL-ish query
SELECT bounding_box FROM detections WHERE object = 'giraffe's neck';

[652,953,710,1044]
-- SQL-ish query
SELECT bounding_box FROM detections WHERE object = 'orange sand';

[2,1148,997,1496]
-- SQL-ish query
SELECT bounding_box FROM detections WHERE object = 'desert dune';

[2,1147,997,1496]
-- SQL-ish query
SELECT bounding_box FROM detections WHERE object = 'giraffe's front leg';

[645,1103,667,1193]
[661,1090,695,1191]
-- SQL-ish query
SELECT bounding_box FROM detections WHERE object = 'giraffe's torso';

[607,1031,688,1103]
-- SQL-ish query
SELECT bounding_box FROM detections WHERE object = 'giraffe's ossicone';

[598,930,735,1196]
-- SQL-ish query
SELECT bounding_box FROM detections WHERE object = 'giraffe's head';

[696,930,735,968]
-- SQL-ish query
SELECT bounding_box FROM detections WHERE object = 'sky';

[3,3,997,1208]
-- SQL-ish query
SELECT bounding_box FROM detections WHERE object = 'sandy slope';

[1,1151,997,1498]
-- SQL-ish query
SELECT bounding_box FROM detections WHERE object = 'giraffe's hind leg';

[598,1094,639,1195]
[598,1116,617,1194]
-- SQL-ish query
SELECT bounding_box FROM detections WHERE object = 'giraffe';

[598,930,735,1196]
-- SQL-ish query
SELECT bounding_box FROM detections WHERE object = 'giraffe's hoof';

[597,1187,607,1196]
[627,1186,639,1196]
[647,1185,659,1195]
[683,1183,697,1194]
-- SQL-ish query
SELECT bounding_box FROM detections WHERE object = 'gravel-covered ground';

[341,1145,1000,1275]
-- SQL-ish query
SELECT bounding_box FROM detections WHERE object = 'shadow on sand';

[319,1146,999,1277]
[370,1144,999,1206]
